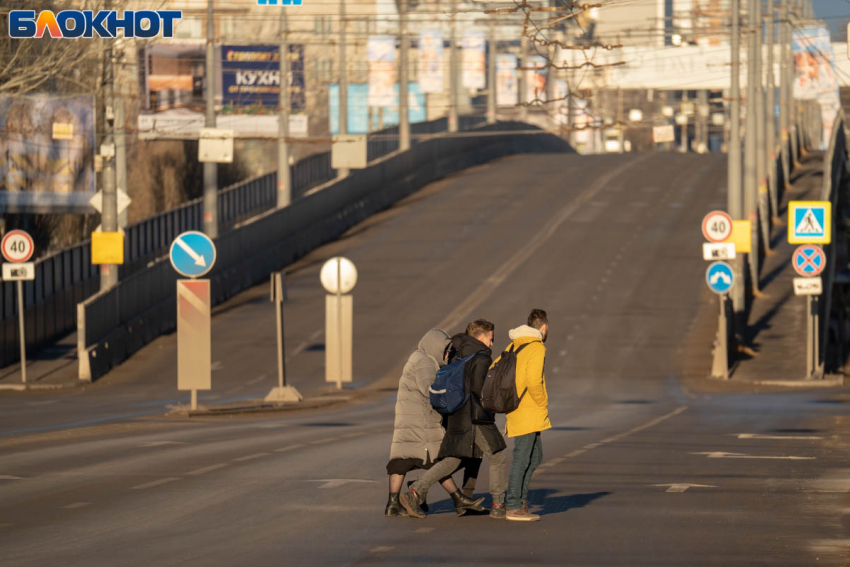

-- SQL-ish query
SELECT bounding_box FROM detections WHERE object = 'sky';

[814,0,850,41]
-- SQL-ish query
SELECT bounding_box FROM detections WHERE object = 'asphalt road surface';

[1,153,848,566]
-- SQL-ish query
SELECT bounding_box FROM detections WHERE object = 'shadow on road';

[528,489,612,516]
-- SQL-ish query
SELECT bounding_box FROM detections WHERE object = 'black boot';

[385,493,408,517]
[399,488,427,519]
[407,480,429,513]
[450,490,486,516]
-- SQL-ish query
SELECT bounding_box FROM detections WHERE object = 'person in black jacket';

[400,319,508,519]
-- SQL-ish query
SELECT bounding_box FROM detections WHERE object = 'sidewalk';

[0,332,79,390]
[732,153,841,384]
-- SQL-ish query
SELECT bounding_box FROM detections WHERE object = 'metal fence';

[0,115,487,368]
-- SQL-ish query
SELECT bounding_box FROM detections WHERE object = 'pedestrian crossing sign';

[788,201,831,244]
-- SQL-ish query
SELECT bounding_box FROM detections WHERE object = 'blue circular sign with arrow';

[706,261,734,295]
[170,231,216,278]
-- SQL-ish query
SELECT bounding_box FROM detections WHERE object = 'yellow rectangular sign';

[788,201,831,244]
[91,231,124,265]
[724,220,751,253]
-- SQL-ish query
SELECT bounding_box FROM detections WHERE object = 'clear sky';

[814,0,850,41]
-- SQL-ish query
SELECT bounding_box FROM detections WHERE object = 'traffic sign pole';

[17,281,25,384]
[2,230,35,384]
[711,294,729,380]
[264,272,302,403]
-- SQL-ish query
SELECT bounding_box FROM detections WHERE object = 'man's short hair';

[466,319,495,338]
[527,309,548,330]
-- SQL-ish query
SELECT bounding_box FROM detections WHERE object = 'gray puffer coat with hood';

[388,329,450,463]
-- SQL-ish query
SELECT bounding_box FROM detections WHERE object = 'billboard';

[418,31,443,94]
[221,44,305,112]
[330,83,426,135]
[462,33,486,90]
[137,43,305,138]
[793,26,840,149]
[369,36,397,107]
[496,54,518,107]
[0,95,96,213]
[525,56,548,104]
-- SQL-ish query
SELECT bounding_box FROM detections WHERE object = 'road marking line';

[247,375,268,385]
[691,452,815,460]
[63,502,91,509]
[0,475,25,480]
[274,444,306,452]
[370,547,394,553]
[416,527,436,534]
[652,484,716,493]
[138,441,187,448]
[600,437,620,444]
[583,443,601,449]
[309,479,377,489]
[311,438,338,445]
[436,154,652,332]
[566,449,586,458]
[734,433,823,440]
[131,477,181,490]
[186,463,228,476]
[342,432,367,438]
[232,453,270,462]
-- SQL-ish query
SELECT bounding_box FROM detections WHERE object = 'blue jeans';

[506,432,542,510]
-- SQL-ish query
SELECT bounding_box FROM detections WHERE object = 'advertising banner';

[496,54,518,107]
[0,95,96,212]
[793,26,840,149]
[331,83,426,135]
[462,33,486,90]
[525,56,548,104]
[137,43,305,138]
[368,36,397,107]
[418,31,444,94]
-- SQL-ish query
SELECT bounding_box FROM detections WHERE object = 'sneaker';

[489,503,506,519]
[506,508,541,522]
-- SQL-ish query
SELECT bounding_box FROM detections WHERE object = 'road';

[1,152,848,565]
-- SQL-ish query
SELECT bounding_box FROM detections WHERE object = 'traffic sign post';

[170,232,217,409]
[265,272,303,404]
[2,230,35,384]
[706,262,734,380]
[321,257,357,389]
[790,243,826,380]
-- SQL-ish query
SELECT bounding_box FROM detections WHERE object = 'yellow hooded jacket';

[492,325,551,438]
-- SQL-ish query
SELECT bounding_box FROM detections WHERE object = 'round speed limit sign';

[701,211,733,243]
[1,230,35,263]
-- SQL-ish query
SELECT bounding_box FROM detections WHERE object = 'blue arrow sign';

[170,231,216,278]
[706,261,734,295]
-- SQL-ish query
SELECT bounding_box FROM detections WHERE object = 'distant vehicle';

[604,128,621,153]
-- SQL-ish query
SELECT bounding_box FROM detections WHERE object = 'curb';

[0,382,80,392]
[170,395,355,417]
[751,378,845,388]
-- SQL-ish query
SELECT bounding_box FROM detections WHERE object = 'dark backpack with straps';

[429,352,482,415]
[481,341,540,414]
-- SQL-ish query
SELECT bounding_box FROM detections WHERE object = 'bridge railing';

[1,116,486,368]
[76,121,572,381]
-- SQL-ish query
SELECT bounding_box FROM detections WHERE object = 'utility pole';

[487,13,496,125]
[100,33,118,290]
[680,91,688,153]
[745,0,759,292]
[203,0,218,238]
[277,7,291,208]
[337,0,349,176]
[399,0,410,150]
[617,87,624,153]
[115,95,128,229]
[765,0,777,219]
[779,0,791,189]
[448,0,459,132]
[519,31,528,122]
[729,0,745,325]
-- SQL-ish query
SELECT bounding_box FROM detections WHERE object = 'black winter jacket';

[437,334,507,459]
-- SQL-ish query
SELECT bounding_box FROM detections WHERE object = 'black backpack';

[481,341,540,414]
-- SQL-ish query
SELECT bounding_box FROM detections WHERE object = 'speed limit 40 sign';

[702,211,733,243]
[1,230,34,263]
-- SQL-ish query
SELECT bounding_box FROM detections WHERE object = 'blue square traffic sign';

[788,201,831,244]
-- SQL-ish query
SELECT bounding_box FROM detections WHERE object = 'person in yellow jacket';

[503,309,551,522]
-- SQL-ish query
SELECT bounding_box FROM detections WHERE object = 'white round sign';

[320,257,357,294]
[1,230,34,263]
[702,211,733,243]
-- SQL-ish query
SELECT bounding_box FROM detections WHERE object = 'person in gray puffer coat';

[385,329,486,517]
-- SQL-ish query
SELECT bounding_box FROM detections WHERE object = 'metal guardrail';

[0,115,488,368]
[77,121,570,381]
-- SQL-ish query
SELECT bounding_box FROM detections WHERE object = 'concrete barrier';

[78,122,573,381]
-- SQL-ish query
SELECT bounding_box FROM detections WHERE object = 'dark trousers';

[506,432,543,510]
